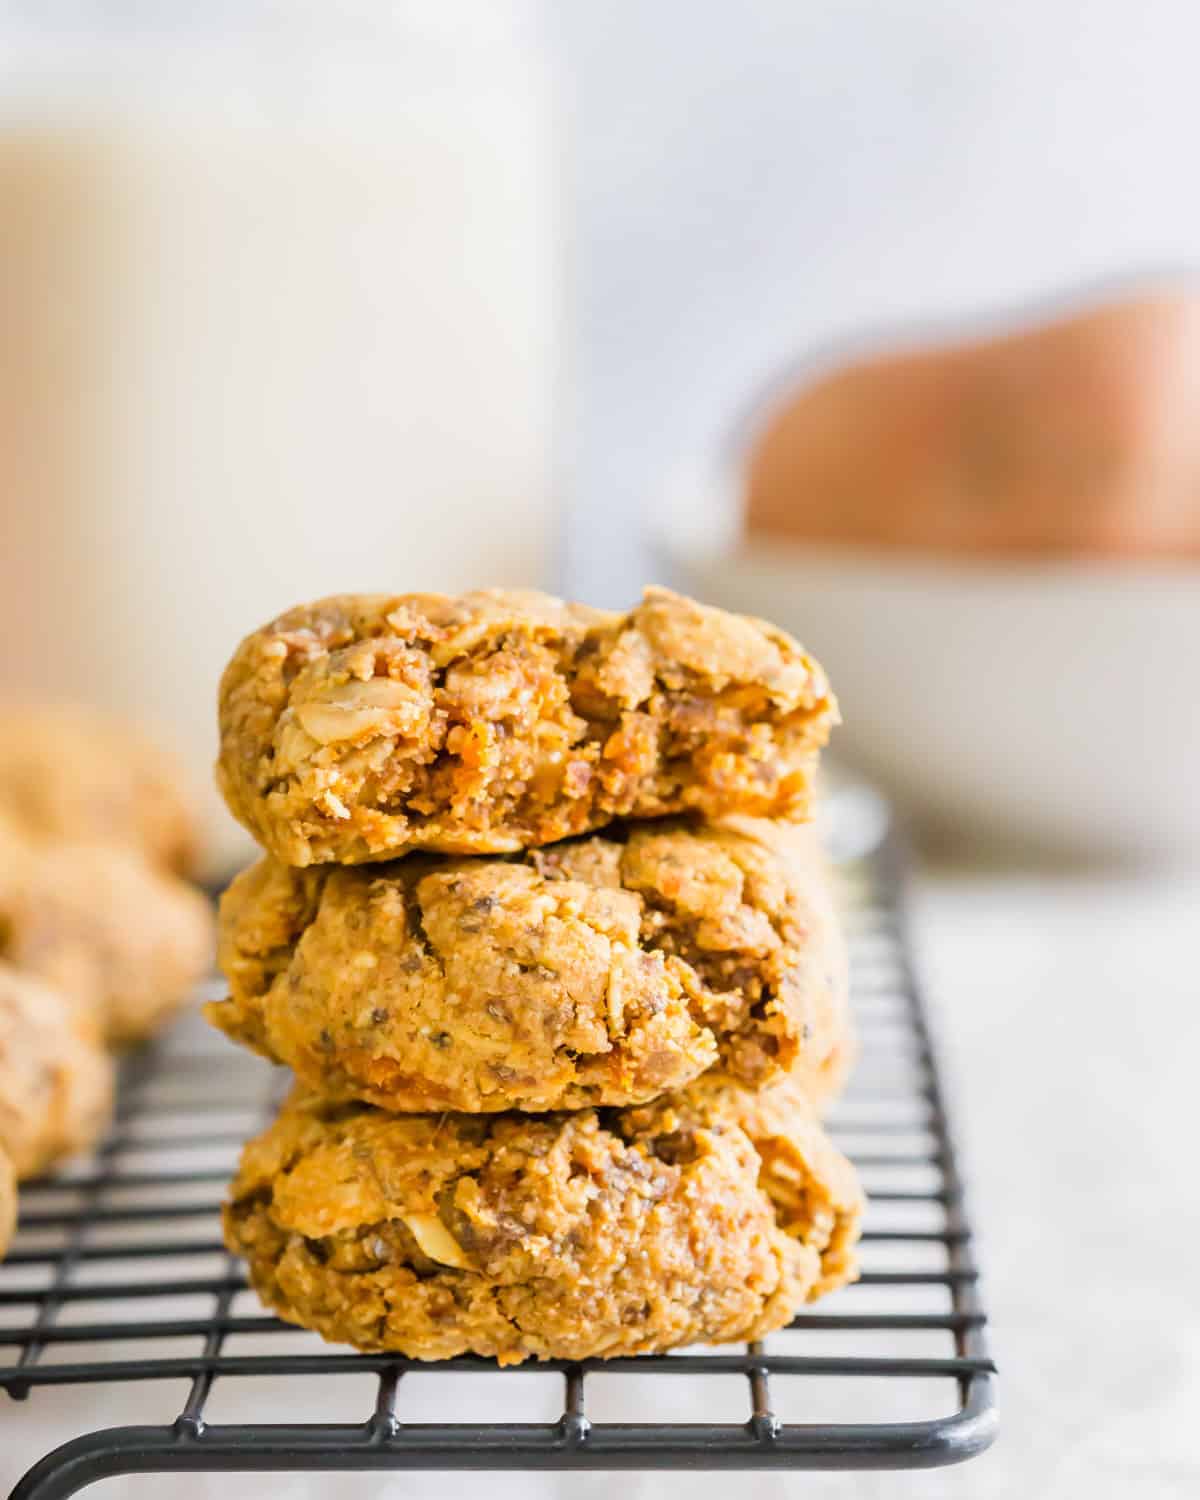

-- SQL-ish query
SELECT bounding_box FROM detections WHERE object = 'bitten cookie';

[0,963,113,1179]
[0,707,201,876]
[0,1148,15,1260]
[0,824,213,1045]
[207,818,851,1114]
[217,587,837,867]
[224,1071,863,1364]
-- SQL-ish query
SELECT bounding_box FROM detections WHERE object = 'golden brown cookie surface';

[0,825,213,1045]
[217,587,836,867]
[0,962,113,1180]
[224,1072,862,1364]
[0,1147,15,1260]
[208,818,850,1113]
[0,707,200,876]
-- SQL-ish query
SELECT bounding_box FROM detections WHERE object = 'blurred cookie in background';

[0,706,203,877]
[0,962,113,1180]
[0,820,213,1045]
[0,1146,14,1260]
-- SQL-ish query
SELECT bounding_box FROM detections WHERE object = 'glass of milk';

[0,3,556,869]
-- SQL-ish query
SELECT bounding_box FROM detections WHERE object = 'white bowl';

[665,537,1200,864]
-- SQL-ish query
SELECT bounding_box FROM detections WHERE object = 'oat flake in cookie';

[207,818,852,1114]
[216,587,838,867]
[223,1071,863,1365]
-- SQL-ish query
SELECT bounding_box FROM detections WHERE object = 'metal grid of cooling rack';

[1,824,996,1498]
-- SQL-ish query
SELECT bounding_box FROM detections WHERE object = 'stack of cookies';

[209,587,865,1364]
[0,709,213,1261]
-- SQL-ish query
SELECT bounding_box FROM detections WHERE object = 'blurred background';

[4,1,1200,869]
[2,5,1199,1497]
[0,2,556,867]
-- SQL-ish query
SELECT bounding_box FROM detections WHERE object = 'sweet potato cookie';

[0,707,200,876]
[224,1071,863,1364]
[0,824,213,1045]
[0,962,113,1180]
[208,818,850,1113]
[217,587,837,867]
[0,1148,15,1260]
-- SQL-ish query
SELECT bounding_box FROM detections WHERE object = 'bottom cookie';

[224,1073,863,1365]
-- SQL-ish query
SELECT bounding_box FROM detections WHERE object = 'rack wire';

[1,808,996,1497]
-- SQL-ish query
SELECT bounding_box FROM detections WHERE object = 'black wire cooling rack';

[1,806,996,1498]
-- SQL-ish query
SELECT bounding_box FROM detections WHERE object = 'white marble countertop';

[4,857,1198,1499]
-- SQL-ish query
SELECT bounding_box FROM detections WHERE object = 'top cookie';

[0,1147,15,1261]
[0,707,200,876]
[217,587,837,866]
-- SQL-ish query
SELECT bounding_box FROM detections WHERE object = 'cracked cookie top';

[0,1148,14,1260]
[0,707,201,876]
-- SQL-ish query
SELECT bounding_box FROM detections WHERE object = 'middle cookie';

[208,817,851,1114]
